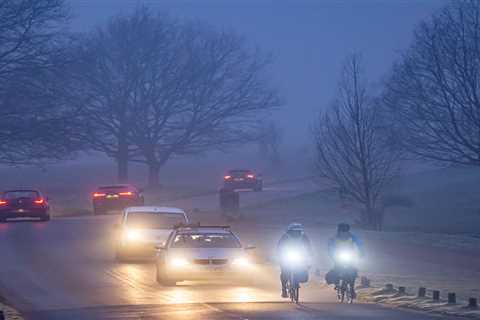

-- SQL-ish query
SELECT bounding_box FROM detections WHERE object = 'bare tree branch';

[383,0,480,166]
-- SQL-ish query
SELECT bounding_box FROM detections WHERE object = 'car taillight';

[0,200,7,205]
[224,175,232,180]
[246,174,255,179]
[93,192,106,198]
[34,198,45,204]
[119,191,133,196]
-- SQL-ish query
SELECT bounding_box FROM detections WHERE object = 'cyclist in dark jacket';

[326,223,364,296]
[277,223,313,298]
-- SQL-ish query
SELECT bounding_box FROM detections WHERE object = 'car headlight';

[125,229,142,241]
[232,257,250,267]
[170,257,189,267]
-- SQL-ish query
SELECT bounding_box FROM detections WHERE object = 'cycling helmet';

[337,223,350,233]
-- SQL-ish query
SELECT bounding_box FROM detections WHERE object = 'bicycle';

[336,276,355,303]
[286,272,300,304]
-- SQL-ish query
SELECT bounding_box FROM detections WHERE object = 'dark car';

[0,189,50,222]
[223,169,263,191]
[92,184,144,215]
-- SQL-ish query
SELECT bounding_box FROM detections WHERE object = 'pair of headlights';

[169,257,250,268]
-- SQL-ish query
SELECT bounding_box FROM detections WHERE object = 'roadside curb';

[0,301,23,320]
[357,283,480,319]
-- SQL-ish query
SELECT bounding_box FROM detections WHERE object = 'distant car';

[115,206,189,261]
[223,169,263,191]
[0,189,50,222]
[155,225,256,285]
[92,184,144,215]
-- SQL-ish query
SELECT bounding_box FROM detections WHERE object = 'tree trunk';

[148,163,161,187]
[116,141,129,183]
[117,156,128,183]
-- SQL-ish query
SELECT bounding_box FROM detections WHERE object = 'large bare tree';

[384,0,480,165]
[0,0,79,165]
[313,54,400,230]
[71,8,281,185]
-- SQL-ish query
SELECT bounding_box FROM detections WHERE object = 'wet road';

[0,216,465,319]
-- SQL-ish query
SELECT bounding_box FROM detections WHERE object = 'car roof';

[98,184,135,189]
[2,189,41,193]
[175,226,232,235]
[125,206,186,214]
[228,169,253,172]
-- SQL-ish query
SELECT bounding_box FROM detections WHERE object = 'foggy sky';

[68,0,447,146]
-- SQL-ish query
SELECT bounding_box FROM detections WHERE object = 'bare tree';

[0,0,78,165]
[384,0,480,166]
[71,8,281,185]
[313,54,400,230]
[0,0,67,80]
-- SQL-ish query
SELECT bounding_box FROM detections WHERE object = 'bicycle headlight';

[336,250,355,264]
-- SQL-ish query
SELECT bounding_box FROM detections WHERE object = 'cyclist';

[277,223,313,298]
[326,223,364,297]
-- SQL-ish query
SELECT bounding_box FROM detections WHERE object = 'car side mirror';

[244,245,256,251]
[155,244,166,250]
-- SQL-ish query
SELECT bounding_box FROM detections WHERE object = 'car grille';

[193,259,228,265]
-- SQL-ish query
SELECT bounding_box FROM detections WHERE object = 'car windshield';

[99,186,133,192]
[171,233,241,248]
[229,170,251,177]
[3,191,39,199]
[126,212,186,229]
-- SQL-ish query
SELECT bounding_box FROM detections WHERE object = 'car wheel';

[115,250,128,262]
[93,206,103,215]
[156,263,176,286]
[40,215,50,222]
[0,218,7,223]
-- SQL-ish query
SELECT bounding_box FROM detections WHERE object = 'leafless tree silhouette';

[314,54,400,230]
[71,8,281,185]
[384,0,480,166]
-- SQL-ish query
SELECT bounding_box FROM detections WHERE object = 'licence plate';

[234,178,244,181]
[106,194,119,199]
[17,209,26,213]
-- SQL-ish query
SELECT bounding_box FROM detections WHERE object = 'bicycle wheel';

[294,285,300,304]
[348,281,355,304]
[340,280,347,303]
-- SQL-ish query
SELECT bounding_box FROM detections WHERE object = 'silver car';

[155,225,256,285]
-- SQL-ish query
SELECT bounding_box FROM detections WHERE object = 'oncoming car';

[115,206,188,261]
[0,189,50,222]
[223,169,263,191]
[92,184,144,215]
[155,225,256,285]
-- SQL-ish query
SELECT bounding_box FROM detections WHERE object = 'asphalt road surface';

[0,215,466,320]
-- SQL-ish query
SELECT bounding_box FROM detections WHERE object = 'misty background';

[4,0,479,233]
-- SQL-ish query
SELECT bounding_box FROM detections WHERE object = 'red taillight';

[119,191,133,196]
[34,198,45,204]
[93,192,106,198]
[0,200,7,205]
[246,174,255,179]
[224,175,232,180]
